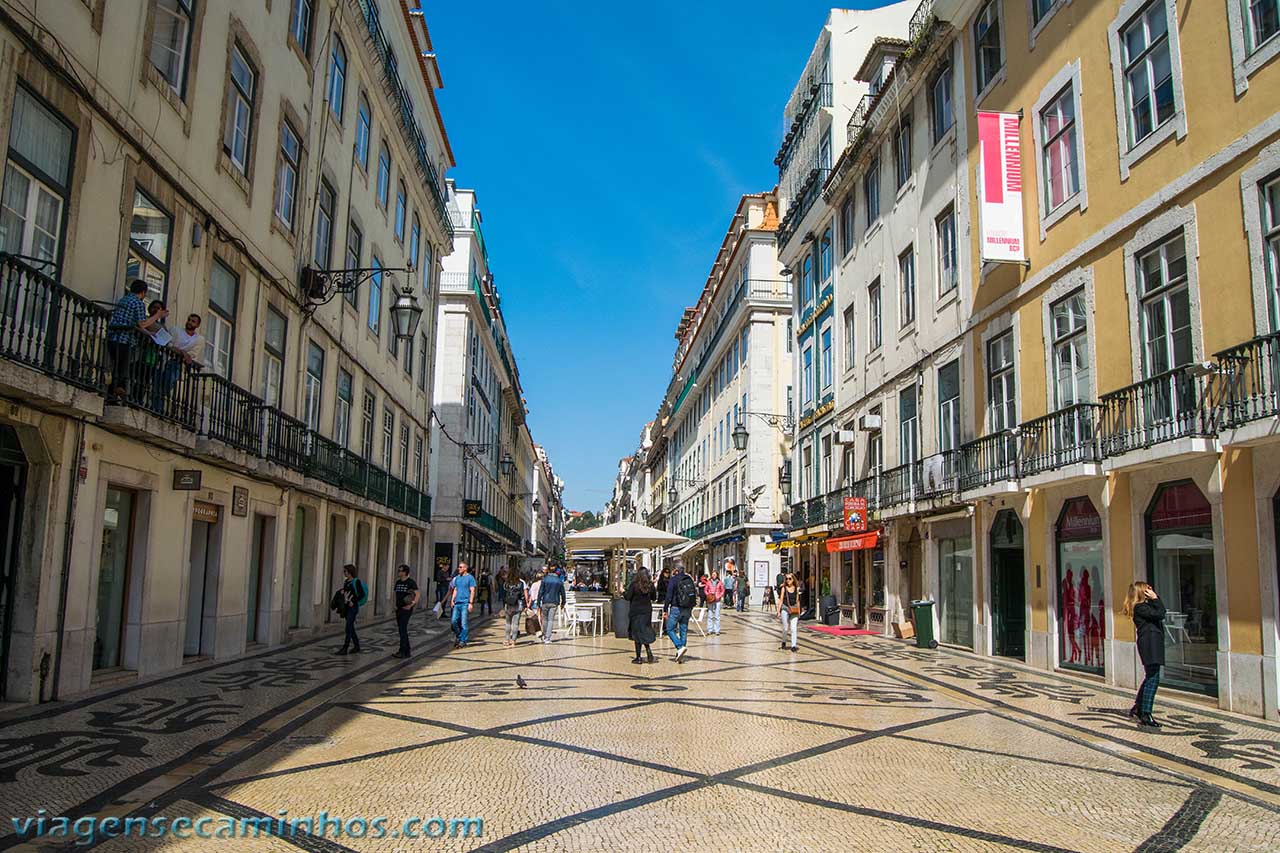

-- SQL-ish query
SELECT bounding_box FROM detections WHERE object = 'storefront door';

[0,427,26,700]
[938,536,973,648]
[186,518,213,657]
[990,509,1025,659]
[96,487,136,670]
[1056,498,1104,674]
[1146,481,1217,695]
[289,509,305,629]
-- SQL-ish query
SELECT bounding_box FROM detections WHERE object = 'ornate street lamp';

[732,420,749,452]
[389,287,424,340]
[299,264,420,341]
[733,411,797,453]
[779,460,792,502]
[668,485,678,506]
[499,452,515,478]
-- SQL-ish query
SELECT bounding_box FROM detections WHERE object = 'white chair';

[569,607,598,637]
[688,607,708,637]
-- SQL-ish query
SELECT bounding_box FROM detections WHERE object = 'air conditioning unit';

[834,430,857,445]
[858,414,882,431]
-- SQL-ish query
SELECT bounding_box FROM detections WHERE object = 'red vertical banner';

[977,111,1025,263]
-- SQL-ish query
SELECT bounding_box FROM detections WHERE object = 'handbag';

[788,604,801,616]
[526,613,542,635]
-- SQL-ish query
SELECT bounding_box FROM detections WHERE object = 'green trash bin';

[911,599,938,649]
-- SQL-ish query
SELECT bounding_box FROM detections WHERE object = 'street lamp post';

[300,264,422,340]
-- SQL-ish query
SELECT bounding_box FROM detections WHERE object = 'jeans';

[707,601,721,633]
[395,608,412,655]
[451,603,470,644]
[723,588,735,609]
[540,604,557,642]
[1137,663,1161,715]
[780,611,799,647]
[505,609,522,642]
[737,591,748,611]
[479,593,491,615]
[665,608,690,649]
[343,605,360,651]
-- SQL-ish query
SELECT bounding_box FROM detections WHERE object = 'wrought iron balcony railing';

[1216,331,1280,427]
[959,431,1019,492]
[1098,366,1220,458]
[1018,403,1103,478]
[0,253,109,390]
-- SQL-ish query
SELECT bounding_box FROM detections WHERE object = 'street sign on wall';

[843,496,867,532]
[977,111,1025,263]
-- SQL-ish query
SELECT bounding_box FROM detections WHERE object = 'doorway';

[186,518,214,658]
[990,509,1026,659]
[374,528,391,615]
[289,508,306,629]
[938,536,974,648]
[247,514,274,644]
[0,427,27,700]
[901,527,923,618]
[96,486,137,670]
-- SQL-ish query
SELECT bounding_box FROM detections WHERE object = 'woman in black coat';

[1123,581,1167,728]
[625,568,658,664]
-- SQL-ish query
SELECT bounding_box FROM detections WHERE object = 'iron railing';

[0,253,109,390]
[107,328,201,430]
[1019,403,1103,478]
[847,92,880,146]
[908,0,938,46]
[308,433,347,487]
[1098,366,1219,458]
[1216,331,1280,427]
[199,373,264,454]
[959,431,1019,492]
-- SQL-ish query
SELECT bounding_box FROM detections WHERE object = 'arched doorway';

[0,426,27,700]
[990,509,1025,659]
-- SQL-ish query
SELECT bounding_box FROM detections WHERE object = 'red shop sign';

[826,531,880,553]
[1057,497,1101,541]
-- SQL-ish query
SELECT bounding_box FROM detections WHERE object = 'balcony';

[907,0,938,50]
[1019,403,1103,483]
[774,81,833,172]
[1217,331,1280,438]
[1098,366,1221,462]
[777,167,831,249]
[959,432,1020,495]
[0,253,430,525]
[846,92,880,147]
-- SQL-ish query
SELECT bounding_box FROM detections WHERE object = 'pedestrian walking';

[624,568,658,664]
[702,569,724,634]
[502,571,528,647]
[478,570,493,615]
[722,560,737,610]
[663,560,697,662]
[738,575,751,612]
[434,563,450,607]
[535,564,565,644]
[392,564,419,658]
[334,564,367,655]
[1124,581,1167,728]
[449,562,477,648]
[777,573,801,652]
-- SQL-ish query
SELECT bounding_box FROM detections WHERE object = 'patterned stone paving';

[1,608,1279,851]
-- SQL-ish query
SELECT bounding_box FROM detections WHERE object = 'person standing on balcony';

[107,279,164,402]
[1124,582,1167,728]
[448,561,476,648]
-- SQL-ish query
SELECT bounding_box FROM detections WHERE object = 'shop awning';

[711,534,745,546]
[765,539,797,551]
[826,531,880,553]
[795,530,830,543]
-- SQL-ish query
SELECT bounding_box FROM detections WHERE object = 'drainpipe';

[50,417,86,702]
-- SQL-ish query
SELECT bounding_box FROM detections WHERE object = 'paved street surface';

[1,609,1279,852]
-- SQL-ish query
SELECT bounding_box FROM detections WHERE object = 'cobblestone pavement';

[2,608,1279,852]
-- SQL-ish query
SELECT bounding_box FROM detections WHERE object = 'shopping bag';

[526,614,542,635]
[431,600,442,618]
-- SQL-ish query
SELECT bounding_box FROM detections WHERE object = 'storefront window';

[841,552,853,604]
[1056,498,1104,674]
[1146,481,1217,695]
[938,536,973,648]
[871,548,885,606]
[96,486,136,670]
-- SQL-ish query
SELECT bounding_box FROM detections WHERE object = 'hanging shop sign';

[463,499,482,518]
[192,501,221,524]
[843,496,867,532]
[173,469,202,490]
[977,111,1026,264]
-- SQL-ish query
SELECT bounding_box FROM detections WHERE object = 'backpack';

[675,574,697,609]
[351,578,367,607]
[505,581,525,608]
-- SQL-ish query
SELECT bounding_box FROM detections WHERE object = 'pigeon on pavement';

[516,675,528,689]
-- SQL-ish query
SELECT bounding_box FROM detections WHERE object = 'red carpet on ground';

[806,624,879,636]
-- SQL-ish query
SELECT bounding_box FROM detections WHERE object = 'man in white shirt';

[172,314,205,366]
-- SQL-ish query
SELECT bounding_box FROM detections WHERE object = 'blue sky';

[428,2,884,511]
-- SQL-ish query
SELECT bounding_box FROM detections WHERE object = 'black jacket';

[1133,598,1167,667]
[624,581,657,644]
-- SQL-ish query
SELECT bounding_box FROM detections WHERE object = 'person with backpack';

[536,564,566,644]
[392,564,419,659]
[448,561,477,648]
[663,559,697,662]
[334,564,367,655]
[702,569,725,635]
[502,570,529,647]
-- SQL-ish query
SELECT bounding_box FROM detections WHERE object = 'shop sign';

[977,111,1026,263]
[843,496,867,532]
[827,531,880,553]
[464,500,482,518]
[192,500,220,524]
[1057,497,1101,541]
[231,486,249,517]
[173,469,202,490]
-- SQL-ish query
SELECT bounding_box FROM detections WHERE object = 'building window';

[418,333,429,391]
[936,206,957,296]
[864,158,880,224]
[335,368,352,447]
[1056,498,1104,675]
[344,222,362,310]
[1032,0,1059,25]
[820,323,833,391]
[399,423,410,480]
[361,391,375,460]
[327,37,346,121]
[223,44,255,175]
[376,145,390,209]
[1137,231,1192,377]
[394,181,407,242]
[987,330,1016,431]
[786,318,793,353]
[869,279,882,350]
[150,0,195,97]
[843,305,856,370]
[289,0,312,55]
[899,385,919,465]
[262,305,286,406]
[894,121,911,190]
[1051,289,1091,409]
[974,0,1004,94]
[414,434,424,486]
[304,341,324,431]
[1264,175,1280,331]
[868,414,882,478]
[802,345,813,406]
[939,360,960,452]
[840,196,855,257]
[381,407,394,470]
[368,255,382,335]
[930,63,954,143]
[409,215,421,274]
[355,95,371,171]
[898,248,915,327]
[127,189,172,302]
[208,260,238,380]
[1041,84,1080,213]
[819,226,833,285]
[1120,1,1176,148]
[800,254,813,306]
[1,87,73,267]
[314,178,335,266]
[274,120,301,229]
[1247,0,1280,52]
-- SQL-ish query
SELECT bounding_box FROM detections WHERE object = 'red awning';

[826,531,880,553]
